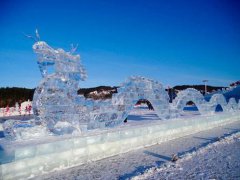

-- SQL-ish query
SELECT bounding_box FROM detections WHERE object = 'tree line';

[0,87,35,108]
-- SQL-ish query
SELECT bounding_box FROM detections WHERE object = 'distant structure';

[202,80,209,94]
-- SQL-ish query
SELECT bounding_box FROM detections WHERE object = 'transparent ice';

[32,41,88,136]
[171,88,238,114]
[3,119,49,140]
[2,36,239,140]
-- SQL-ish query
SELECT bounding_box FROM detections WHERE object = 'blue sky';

[0,0,239,88]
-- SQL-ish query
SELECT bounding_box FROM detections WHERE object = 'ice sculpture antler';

[70,43,78,54]
[23,29,40,42]
[35,29,40,41]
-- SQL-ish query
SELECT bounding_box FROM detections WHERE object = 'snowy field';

[133,132,240,180]
[27,106,240,180]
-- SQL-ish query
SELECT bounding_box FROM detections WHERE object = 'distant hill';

[173,85,226,93]
[78,86,118,99]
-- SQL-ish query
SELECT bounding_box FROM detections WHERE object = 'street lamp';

[202,80,208,94]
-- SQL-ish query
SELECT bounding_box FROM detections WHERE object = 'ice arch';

[172,88,207,114]
[87,77,171,129]
[208,94,227,112]
[206,96,238,112]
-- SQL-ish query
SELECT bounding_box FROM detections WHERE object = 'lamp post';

[168,86,172,103]
[202,80,208,94]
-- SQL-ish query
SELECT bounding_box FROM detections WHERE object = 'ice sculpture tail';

[172,88,239,114]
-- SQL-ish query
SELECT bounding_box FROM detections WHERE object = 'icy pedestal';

[1,112,240,180]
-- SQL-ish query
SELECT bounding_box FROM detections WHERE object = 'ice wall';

[1,111,240,179]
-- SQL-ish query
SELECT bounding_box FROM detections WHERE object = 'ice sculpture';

[209,94,227,111]
[172,88,239,114]
[88,76,171,129]
[172,88,207,113]
[32,37,173,133]
[226,98,238,111]
[32,40,87,135]
[2,33,239,140]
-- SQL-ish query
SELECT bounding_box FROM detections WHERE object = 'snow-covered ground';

[125,105,200,126]
[133,132,240,180]
[31,106,240,180]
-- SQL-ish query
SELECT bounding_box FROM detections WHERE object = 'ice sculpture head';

[33,40,87,81]
[33,41,57,77]
[33,41,53,55]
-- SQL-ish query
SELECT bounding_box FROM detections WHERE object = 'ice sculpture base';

[1,112,240,179]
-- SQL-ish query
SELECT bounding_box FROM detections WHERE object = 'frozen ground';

[30,106,240,180]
